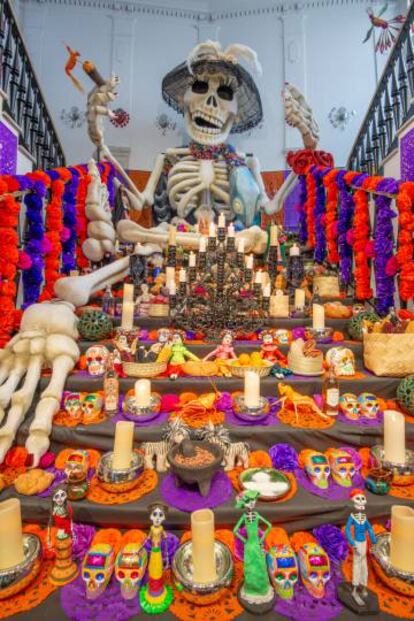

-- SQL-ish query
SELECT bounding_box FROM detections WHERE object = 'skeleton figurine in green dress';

[233,490,275,613]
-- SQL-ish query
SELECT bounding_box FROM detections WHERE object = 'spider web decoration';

[60,106,86,129]
[110,108,130,128]
[155,113,177,136]
[328,107,356,131]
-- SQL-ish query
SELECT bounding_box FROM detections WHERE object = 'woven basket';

[148,303,169,318]
[363,333,414,377]
[228,361,273,378]
[287,352,324,376]
[123,361,167,378]
[313,275,340,299]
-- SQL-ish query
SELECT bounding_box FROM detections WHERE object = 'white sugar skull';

[357,393,380,419]
[85,345,109,376]
[298,542,331,599]
[325,448,357,488]
[183,74,238,145]
[275,329,289,345]
[115,543,148,600]
[303,450,331,489]
[339,393,360,421]
[326,347,355,376]
[267,544,299,600]
[351,489,367,511]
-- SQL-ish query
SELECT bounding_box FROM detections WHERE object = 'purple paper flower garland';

[297,175,308,245]
[22,177,48,307]
[62,168,80,273]
[336,171,354,285]
[312,167,327,263]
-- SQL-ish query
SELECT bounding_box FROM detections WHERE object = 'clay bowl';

[167,441,224,497]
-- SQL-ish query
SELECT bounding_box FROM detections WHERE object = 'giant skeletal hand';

[283,82,320,150]
[0,301,80,466]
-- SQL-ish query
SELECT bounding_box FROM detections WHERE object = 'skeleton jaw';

[185,109,234,145]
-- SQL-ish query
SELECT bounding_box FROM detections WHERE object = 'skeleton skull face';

[298,543,330,599]
[63,392,82,418]
[82,543,114,600]
[53,487,68,507]
[275,329,289,344]
[267,544,299,600]
[304,451,330,489]
[85,345,109,376]
[325,448,357,488]
[81,393,104,422]
[339,393,360,421]
[183,74,238,145]
[115,543,147,600]
[351,491,367,511]
[149,504,168,527]
[326,347,355,377]
[357,393,380,419]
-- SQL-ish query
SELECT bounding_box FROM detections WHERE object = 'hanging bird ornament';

[363,4,406,54]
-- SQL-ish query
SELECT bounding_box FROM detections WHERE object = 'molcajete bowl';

[167,441,224,497]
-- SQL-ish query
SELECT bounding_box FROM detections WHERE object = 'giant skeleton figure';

[0,41,319,465]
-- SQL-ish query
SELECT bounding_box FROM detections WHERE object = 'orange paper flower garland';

[348,174,373,300]
[322,168,340,264]
[39,176,65,301]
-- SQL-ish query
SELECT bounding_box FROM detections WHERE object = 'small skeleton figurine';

[341,489,378,614]
[259,330,287,365]
[48,485,79,585]
[49,486,74,541]
[135,283,152,317]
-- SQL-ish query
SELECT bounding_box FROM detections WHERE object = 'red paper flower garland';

[322,168,340,264]
[395,182,414,301]
[304,170,316,248]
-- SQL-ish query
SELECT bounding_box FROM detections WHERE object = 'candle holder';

[304,327,333,344]
[0,534,42,600]
[97,450,144,493]
[365,466,393,495]
[370,445,414,486]
[123,393,161,423]
[371,532,414,596]
[232,395,270,423]
[172,539,233,604]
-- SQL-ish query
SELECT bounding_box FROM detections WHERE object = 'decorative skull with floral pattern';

[326,346,355,376]
[115,543,148,600]
[339,393,360,421]
[302,450,331,489]
[63,392,83,419]
[325,448,357,488]
[357,393,380,419]
[85,345,110,376]
[267,544,299,599]
[81,393,104,423]
[298,542,331,599]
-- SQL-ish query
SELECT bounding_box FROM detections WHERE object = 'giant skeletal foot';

[0,301,80,466]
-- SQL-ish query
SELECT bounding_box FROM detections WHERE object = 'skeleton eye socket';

[217,84,234,101]
[192,80,209,94]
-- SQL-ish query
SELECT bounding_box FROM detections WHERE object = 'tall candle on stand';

[121,284,134,330]
[384,410,406,464]
[218,213,226,229]
[228,223,235,238]
[112,421,134,470]
[166,266,175,290]
[237,237,245,254]
[294,288,306,310]
[168,225,177,246]
[209,222,216,238]
[245,254,254,270]
[191,509,217,584]
[390,505,414,572]
[244,371,260,408]
[188,252,196,267]
[0,498,24,569]
[270,225,279,246]
[312,303,325,329]
[135,379,151,408]
[289,243,300,257]
[179,268,187,283]
[199,236,207,253]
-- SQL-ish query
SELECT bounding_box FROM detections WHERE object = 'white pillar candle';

[209,222,216,238]
[218,213,226,229]
[237,237,245,253]
[199,236,207,252]
[270,224,279,246]
[289,243,300,256]
[134,379,151,408]
[121,283,134,330]
[244,370,260,408]
[179,268,187,283]
[390,505,414,572]
[269,291,289,317]
[294,288,306,310]
[112,421,135,470]
[168,281,176,296]
[245,254,254,270]
[168,225,177,246]
[191,509,217,584]
[189,252,196,267]
[0,499,24,570]
[166,266,175,289]
[384,410,406,464]
[227,223,235,238]
[254,270,263,285]
[262,283,271,298]
[312,303,325,329]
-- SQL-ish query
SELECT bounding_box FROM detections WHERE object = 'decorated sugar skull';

[339,393,360,421]
[81,392,104,422]
[302,450,330,489]
[82,543,115,600]
[64,449,90,482]
[357,393,380,419]
[63,391,83,418]
[298,542,330,599]
[325,448,357,488]
[275,329,289,345]
[85,345,109,376]
[326,347,355,376]
[115,543,148,600]
[267,544,299,600]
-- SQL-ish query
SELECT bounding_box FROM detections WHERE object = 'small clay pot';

[167,441,224,497]
[365,467,393,495]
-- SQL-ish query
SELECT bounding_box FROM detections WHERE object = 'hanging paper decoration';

[363,5,405,54]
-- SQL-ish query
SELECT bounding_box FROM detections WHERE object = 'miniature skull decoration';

[115,543,148,600]
[339,393,360,421]
[63,392,83,419]
[82,543,115,600]
[351,489,367,511]
[325,448,357,488]
[298,542,331,599]
[85,345,110,376]
[183,74,238,145]
[303,450,331,489]
[53,487,68,507]
[357,393,380,419]
[326,347,355,377]
[267,544,299,600]
[81,392,104,423]
[150,504,167,527]
[275,329,289,345]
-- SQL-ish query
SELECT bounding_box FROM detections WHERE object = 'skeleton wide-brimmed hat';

[162,40,263,134]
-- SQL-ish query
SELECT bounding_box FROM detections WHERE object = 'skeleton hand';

[283,82,320,149]
[0,301,80,466]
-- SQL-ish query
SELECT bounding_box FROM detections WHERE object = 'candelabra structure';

[167,222,278,338]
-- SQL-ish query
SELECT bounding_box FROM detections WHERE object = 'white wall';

[18,0,405,171]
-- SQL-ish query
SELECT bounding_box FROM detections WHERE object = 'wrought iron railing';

[0,0,65,168]
[348,1,414,173]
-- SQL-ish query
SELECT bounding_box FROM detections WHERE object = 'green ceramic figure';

[167,332,199,379]
[233,490,275,614]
